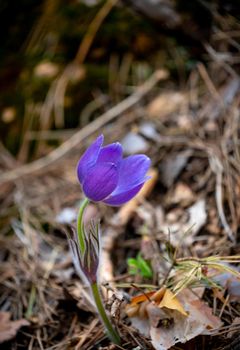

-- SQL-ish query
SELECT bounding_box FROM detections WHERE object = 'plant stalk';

[77,197,89,253]
[90,282,121,345]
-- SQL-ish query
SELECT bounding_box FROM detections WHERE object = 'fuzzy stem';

[77,197,89,254]
[90,282,121,345]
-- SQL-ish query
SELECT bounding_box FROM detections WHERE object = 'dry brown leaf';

[125,287,186,318]
[127,288,222,350]
[158,288,188,316]
[116,168,158,225]
[0,312,29,344]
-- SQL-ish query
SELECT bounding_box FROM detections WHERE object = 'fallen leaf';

[158,289,188,316]
[125,287,166,318]
[126,287,186,318]
[131,291,157,305]
[0,312,29,343]
[127,288,222,350]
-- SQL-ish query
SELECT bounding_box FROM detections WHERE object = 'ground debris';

[126,288,222,350]
[0,312,29,344]
[0,3,240,349]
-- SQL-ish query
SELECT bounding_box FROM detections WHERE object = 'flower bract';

[67,222,100,284]
[77,135,151,206]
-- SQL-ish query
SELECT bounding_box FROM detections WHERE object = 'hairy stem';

[77,197,89,253]
[90,282,121,345]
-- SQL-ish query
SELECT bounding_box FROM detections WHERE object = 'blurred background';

[1,0,238,159]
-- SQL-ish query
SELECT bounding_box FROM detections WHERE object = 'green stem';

[77,197,89,254]
[25,284,36,319]
[90,282,121,345]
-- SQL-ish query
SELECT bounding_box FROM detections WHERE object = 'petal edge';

[97,142,123,165]
[77,135,104,183]
[103,182,144,206]
[112,155,151,195]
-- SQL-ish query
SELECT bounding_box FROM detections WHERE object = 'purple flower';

[77,135,151,206]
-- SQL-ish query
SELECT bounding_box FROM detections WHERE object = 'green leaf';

[137,253,153,278]
[127,258,138,267]
[127,258,138,275]
[127,254,153,278]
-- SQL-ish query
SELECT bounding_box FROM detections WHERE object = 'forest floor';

[0,1,240,349]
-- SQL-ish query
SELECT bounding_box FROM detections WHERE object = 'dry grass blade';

[209,155,235,242]
[172,255,240,295]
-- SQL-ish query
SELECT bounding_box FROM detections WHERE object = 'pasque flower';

[77,135,151,205]
[72,134,151,345]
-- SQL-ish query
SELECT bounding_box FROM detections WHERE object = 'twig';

[75,0,118,65]
[0,69,167,185]
[204,42,237,77]
[197,63,223,104]
[209,155,235,242]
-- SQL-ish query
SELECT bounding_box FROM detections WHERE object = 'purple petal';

[114,155,151,193]
[77,135,104,183]
[82,162,118,201]
[103,183,144,206]
[97,142,123,165]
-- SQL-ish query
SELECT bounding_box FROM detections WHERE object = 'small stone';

[139,122,158,140]
[56,207,76,224]
[121,132,149,154]
[160,150,192,188]
[34,61,59,78]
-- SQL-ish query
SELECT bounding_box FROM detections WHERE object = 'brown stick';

[0,69,168,185]
[75,0,118,65]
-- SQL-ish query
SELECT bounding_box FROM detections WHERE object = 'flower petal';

[103,183,144,206]
[82,162,118,201]
[97,142,123,165]
[77,135,104,183]
[114,155,151,194]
